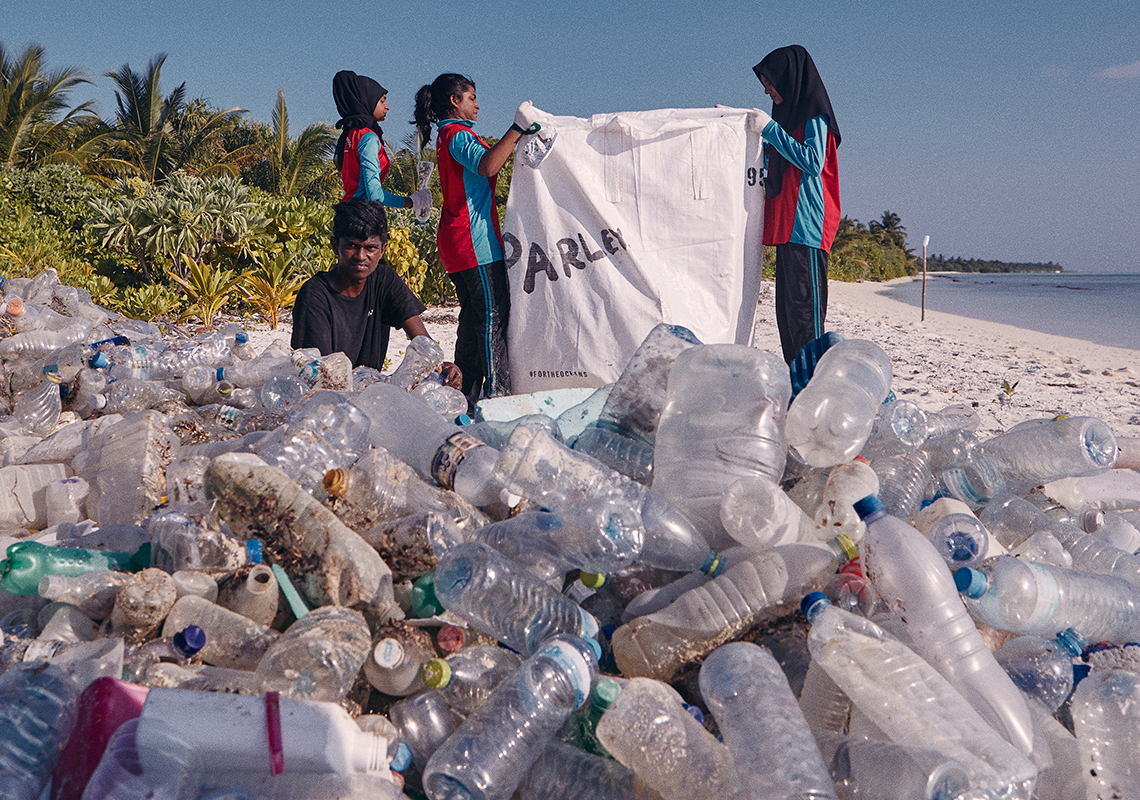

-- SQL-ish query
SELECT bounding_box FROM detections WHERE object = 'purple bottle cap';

[174,625,206,657]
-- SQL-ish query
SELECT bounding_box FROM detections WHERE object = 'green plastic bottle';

[563,676,622,757]
[0,540,150,596]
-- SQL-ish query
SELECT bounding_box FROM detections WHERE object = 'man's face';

[332,235,385,281]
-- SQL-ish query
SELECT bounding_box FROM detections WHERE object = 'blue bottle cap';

[584,636,603,663]
[953,567,988,598]
[235,331,249,344]
[702,551,726,577]
[682,702,705,724]
[455,414,472,425]
[1057,628,1087,657]
[90,352,109,369]
[174,625,207,657]
[801,591,831,621]
[389,742,413,772]
[853,495,885,520]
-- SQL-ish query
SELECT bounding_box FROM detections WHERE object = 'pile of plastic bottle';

[3,268,1140,800]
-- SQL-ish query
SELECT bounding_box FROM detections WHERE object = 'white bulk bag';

[502,106,765,393]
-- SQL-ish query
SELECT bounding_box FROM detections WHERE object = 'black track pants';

[775,243,829,364]
[450,260,511,408]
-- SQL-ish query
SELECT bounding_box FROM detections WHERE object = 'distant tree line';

[920,255,1064,274]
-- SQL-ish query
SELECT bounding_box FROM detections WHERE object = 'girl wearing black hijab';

[751,45,841,364]
[333,70,431,211]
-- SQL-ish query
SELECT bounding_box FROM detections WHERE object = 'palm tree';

[260,88,336,197]
[0,42,93,167]
[869,210,908,250]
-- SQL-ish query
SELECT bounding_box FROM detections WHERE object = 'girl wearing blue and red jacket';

[751,46,841,364]
[414,73,540,408]
[333,70,431,211]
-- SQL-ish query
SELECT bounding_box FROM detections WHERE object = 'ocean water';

[875,272,1140,352]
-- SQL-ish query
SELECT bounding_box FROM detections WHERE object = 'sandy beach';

[261,275,1140,440]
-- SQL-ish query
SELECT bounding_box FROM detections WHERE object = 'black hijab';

[333,70,387,170]
[753,45,839,198]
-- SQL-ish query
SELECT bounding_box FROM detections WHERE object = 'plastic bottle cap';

[682,702,705,725]
[373,638,405,669]
[579,572,606,589]
[953,567,989,598]
[236,331,249,343]
[455,414,472,425]
[174,625,207,656]
[592,678,621,710]
[389,742,413,772]
[853,495,885,520]
[702,551,726,577]
[90,352,109,369]
[800,591,831,622]
[5,297,23,316]
[1058,627,1087,657]
[584,636,603,663]
[246,539,263,565]
[421,658,452,689]
[436,624,465,653]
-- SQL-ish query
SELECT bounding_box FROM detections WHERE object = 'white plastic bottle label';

[432,432,486,490]
[538,639,592,710]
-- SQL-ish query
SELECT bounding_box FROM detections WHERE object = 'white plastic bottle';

[422,634,600,800]
[1071,668,1140,800]
[854,494,1036,758]
[699,641,839,800]
[981,415,1118,494]
[650,344,791,548]
[784,338,893,467]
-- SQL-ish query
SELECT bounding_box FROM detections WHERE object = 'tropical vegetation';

[1,41,1060,329]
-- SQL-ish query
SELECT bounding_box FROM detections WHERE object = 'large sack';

[503,106,765,393]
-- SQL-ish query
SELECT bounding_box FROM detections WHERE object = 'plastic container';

[432,542,599,655]
[1071,668,1140,800]
[649,345,790,548]
[719,475,821,549]
[699,641,838,800]
[161,594,280,671]
[612,543,836,682]
[855,495,1035,758]
[813,457,879,542]
[73,717,192,800]
[494,421,719,573]
[254,606,371,702]
[420,645,523,714]
[122,625,206,684]
[104,567,178,643]
[102,378,185,413]
[0,661,79,800]
[218,355,296,388]
[38,570,130,621]
[422,634,600,800]
[981,415,1118,494]
[797,658,851,736]
[993,629,1086,714]
[13,374,63,436]
[135,687,391,782]
[216,564,278,627]
[595,677,741,800]
[817,733,972,800]
[387,689,460,772]
[802,594,1038,798]
[784,338,893,467]
[868,450,931,521]
[259,373,307,414]
[572,323,702,484]
[956,554,1140,645]
[1,540,148,596]
[389,334,445,390]
[925,512,992,569]
[1044,469,1140,513]
[516,741,660,800]
[561,676,621,758]
[859,398,930,460]
[363,635,435,697]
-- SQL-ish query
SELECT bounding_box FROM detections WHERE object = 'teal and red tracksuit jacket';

[434,119,503,274]
[760,114,840,252]
[340,128,405,207]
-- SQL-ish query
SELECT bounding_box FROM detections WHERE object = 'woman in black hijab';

[333,70,431,211]
[751,45,841,364]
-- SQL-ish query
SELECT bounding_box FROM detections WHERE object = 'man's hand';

[440,362,462,389]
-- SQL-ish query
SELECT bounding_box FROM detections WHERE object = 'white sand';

[256,276,1140,439]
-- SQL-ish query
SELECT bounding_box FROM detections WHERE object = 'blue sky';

[7,0,1140,272]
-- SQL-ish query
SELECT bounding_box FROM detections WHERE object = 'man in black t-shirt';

[292,199,461,385]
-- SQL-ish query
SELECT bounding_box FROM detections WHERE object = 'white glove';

[410,188,432,211]
[512,101,542,135]
[748,108,773,133]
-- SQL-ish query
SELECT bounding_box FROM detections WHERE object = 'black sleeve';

[291,277,335,355]
[375,265,428,329]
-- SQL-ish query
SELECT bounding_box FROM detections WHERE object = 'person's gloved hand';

[410,188,433,211]
[748,108,773,133]
[511,101,542,135]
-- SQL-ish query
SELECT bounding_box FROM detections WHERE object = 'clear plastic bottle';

[859,398,930,461]
[1071,668,1140,800]
[462,413,562,450]
[981,415,1118,494]
[817,733,972,800]
[432,542,599,656]
[387,689,460,773]
[554,384,612,445]
[784,338,893,467]
[867,449,931,521]
[413,377,470,419]
[854,494,1036,758]
[104,567,178,644]
[516,741,661,800]
[0,324,92,358]
[925,512,991,569]
[5,296,85,332]
[122,625,207,683]
[218,355,296,388]
[181,365,236,406]
[422,634,600,800]
[611,543,836,682]
[699,641,838,800]
[73,717,193,800]
[103,378,185,413]
[801,594,1038,798]
[38,570,129,621]
[0,661,79,800]
[421,645,523,714]
[813,457,879,543]
[650,344,791,548]
[797,658,851,736]
[993,629,1086,714]
[259,373,307,413]
[595,676,742,800]
[216,564,278,627]
[956,554,1140,645]
[363,636,435,697]
[389,334,445,390]
[254,605,372,703]
[719,475,821,549]
[352,381,502,507]
[572,323,702,484]
[105,343,160,381]
[980,493,1140,588]
[494,421,720,574]
[13,374,63,436]
[161,594,279,672]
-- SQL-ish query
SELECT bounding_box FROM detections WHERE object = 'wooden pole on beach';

[921,235,930,321]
